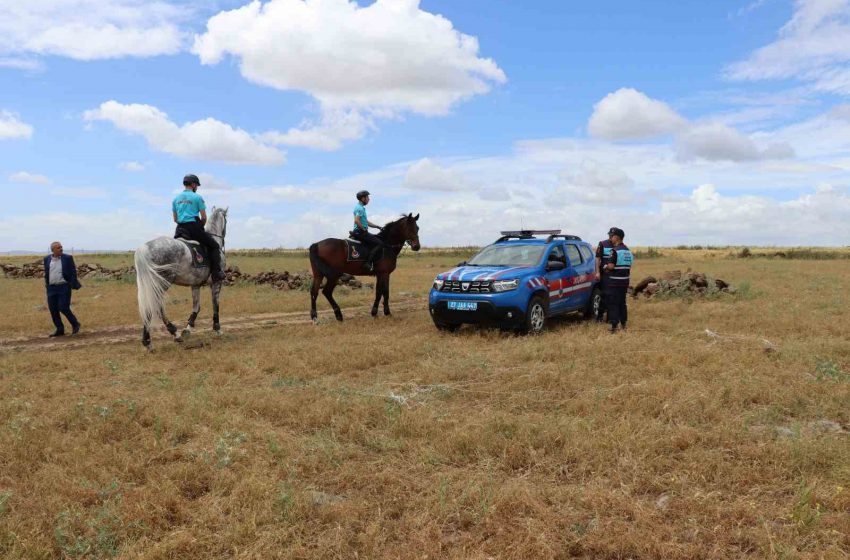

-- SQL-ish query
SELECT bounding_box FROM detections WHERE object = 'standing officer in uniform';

[351,190,384,272]
[595,228,615,322]
[601,227,633,333]
[172,174,226,281]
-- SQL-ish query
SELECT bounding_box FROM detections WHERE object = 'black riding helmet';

[608,227,625,238]
[183,174,201,187]
[356,190,370,201]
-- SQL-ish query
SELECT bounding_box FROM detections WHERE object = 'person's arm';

[199,209,208,226]
[367,219,382,229]
[197,196,207,226]
[604,248,616,271]
[595,243,603,278]
[172,211,178,224]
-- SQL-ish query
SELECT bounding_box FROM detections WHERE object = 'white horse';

[134,207,228,349]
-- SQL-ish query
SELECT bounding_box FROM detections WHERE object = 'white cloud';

[261,108,375,151]
[8,171,50,185]
[677,122,795,161]
[84,101,286,165]
[404,158,465,192]
[725,0,850,95]
[0,110,33,139]
[0,0,187,61]
[555,160,637,205]
[0,57,43,71]
[197,173,233,192]
[193,0,506,149]
[588,88,687,140]
[119,161,145,172]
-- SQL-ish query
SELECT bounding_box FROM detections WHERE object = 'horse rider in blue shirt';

[351,190,384,271]
[172,174,226,281]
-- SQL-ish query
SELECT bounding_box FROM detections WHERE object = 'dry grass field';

[1,247,849,559]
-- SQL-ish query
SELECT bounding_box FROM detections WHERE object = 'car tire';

[584,286,602,319]
[523,295,547,335]
[433,319,460,332]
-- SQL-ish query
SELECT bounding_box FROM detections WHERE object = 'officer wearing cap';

[595,228,616,322]
[352,190,384,272]
[172,174,226,281]
[601,227,633,333]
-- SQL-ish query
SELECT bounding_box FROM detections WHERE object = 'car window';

[547,245,566,264]
[467,244,546,267]
[579,245,594,262]
[565,244,582,266]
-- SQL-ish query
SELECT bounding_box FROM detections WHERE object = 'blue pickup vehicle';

[428,230,602,334]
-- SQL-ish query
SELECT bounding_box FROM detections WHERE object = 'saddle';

[177,238,209,269]
[345,233,382,263]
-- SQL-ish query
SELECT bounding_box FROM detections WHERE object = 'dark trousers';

[175,221,223,273]
[605,285,628,327]
[353,230,384,262]
[47,284,79,333]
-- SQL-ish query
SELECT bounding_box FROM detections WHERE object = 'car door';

[562,243,587,309]
[544,243,571,314]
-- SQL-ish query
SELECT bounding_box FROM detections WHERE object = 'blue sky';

[1,0,849,250]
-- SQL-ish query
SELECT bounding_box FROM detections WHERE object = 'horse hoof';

[334,314,343,322]
[214,329,222,336]
[384,310,391,316]
[371,308,378,317]
[182,328,191,338]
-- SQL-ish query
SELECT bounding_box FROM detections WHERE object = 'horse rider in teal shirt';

[172,174,226,281]
[352,190,384,271]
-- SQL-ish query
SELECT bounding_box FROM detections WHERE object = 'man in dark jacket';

[44,241,81,337]
[601,228,633,334]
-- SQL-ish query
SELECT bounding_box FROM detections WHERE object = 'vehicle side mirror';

[546,261,566,271]
[457,261,467,266]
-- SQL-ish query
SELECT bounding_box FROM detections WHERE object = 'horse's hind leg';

[183,286,201,337]
[310,273,322,322]
[211,281,222,334]
[160,307,180,342]
[323,280,343,321]
[142,325,151,349]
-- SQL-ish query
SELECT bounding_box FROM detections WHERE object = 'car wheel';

[433,318,460,332]
[584,286,602,319]
[523,295,547,334]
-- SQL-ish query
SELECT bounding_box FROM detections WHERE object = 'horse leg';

[371,276,383,317]
[142,325,151,349]
[160,305,180,342]
[310,272,322,322]
[323,281,343,321]
[211,281,222,334]
[183,286,201,337]
[382,273,391,316]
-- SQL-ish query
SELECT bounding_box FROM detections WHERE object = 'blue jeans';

[47,284,79,333]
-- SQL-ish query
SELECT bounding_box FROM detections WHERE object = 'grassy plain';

[0,248,849,559]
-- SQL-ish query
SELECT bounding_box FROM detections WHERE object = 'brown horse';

[309,213,420,321]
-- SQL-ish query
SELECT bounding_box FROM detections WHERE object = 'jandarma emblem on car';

[462,282,470,290]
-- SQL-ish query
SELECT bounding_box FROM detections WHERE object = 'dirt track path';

[0,299,423,352]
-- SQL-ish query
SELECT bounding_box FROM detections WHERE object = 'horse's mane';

[378,214,411,240]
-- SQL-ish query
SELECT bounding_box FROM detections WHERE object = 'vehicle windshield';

[467,244,546,267]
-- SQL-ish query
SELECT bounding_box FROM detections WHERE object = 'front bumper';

[429,300,525,328]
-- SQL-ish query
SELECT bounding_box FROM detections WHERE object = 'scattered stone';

[655,494,671,511]
[806,420,847,434]
[632,269,734,299]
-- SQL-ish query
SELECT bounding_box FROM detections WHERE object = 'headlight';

[492,279,519,292]
[433,278,444,290]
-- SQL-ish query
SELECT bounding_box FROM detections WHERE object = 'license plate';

[448,301,477,311]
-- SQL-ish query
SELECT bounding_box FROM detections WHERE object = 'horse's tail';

[309,242,339,281]
[134,242,174,328]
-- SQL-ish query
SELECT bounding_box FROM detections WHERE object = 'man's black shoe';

[72,324,81,335]
[49,331,65,337]
[609,326,617,334]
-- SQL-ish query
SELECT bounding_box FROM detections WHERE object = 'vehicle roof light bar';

[496,229,561,242]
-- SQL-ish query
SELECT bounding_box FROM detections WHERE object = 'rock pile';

[1,260,370,291]
[632,270,734,299]
[1,260,134,280]
[223,267,366,291]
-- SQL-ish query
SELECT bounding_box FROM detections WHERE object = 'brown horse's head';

[382,213,420,251]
